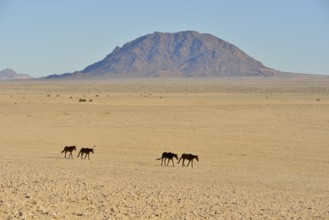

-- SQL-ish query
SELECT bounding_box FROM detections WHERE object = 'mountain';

[0,68,33,80]
[47,31,282,79]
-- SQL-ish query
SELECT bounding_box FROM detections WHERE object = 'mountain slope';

[48,31,281,79]
[0,68,33,80]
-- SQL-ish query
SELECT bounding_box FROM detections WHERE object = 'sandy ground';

[0,78,329,219]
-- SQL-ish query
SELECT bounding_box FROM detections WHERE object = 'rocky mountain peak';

[48,31,279,79]
[0,68,33,80]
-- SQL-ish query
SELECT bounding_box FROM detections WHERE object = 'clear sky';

[0,0,328,77]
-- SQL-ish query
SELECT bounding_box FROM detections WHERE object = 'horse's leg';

[161,158,164,166]
[187,160,191,167]
[171,158,175,167]
[191,159,193,168]
[84,153,87,160]
[182,158,185,167]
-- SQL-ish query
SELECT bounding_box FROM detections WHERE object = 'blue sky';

[0,0,328,77]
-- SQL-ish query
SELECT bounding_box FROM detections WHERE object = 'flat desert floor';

[0,78,329,219]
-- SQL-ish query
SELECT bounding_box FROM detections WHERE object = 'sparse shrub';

[79,98,86,102]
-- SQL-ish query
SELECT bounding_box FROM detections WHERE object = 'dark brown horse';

[61,146,76,159]
[178,153,199,168]
[156,152,178,167]
[77,148,94,160]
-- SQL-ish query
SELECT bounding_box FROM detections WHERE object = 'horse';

[61,146,76,159]
[178,153,199,168]
[77,147,94,160]
[156,152,178,167]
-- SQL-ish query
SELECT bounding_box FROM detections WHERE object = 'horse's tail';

[177,157,182,164]
[156,157,162,160]
[77,151,81,157]
[61,149,65,153]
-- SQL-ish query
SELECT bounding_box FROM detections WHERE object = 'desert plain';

[0,77,329,219]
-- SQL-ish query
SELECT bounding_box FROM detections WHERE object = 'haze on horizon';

[0,0,328,77]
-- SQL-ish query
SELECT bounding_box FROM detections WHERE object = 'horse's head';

[195,155,199,161]
[91,149,94,154]
[73,146,76,151]
[174,154,178,160]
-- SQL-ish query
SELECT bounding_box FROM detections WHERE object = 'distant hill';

[47,31,284,79]
[0,68,33,80]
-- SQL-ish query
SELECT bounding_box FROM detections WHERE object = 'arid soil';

[0,77,329,219]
